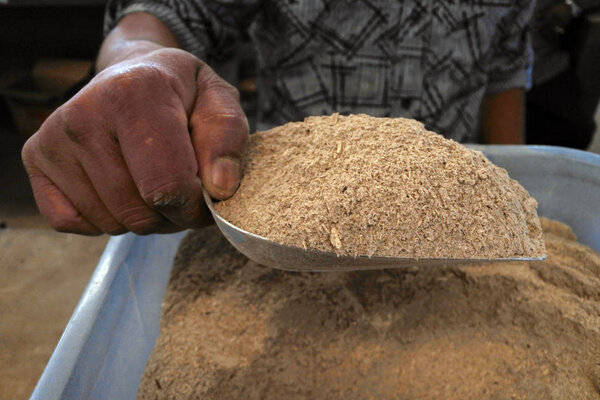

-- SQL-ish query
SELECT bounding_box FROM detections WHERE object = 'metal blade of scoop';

[203,190,546,272]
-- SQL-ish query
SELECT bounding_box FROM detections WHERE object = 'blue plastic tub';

[30,145,600,400]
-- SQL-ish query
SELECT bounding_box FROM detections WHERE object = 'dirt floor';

[0,229,107,400]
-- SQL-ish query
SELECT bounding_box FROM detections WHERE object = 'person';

[21,0,534,236]
[526,0,600,149]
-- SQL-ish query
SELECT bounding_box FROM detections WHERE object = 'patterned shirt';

[105,0,533,142]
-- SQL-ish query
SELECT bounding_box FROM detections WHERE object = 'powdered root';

[216,114,545,259]
[138,218,600,400]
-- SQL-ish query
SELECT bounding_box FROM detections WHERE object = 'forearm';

[480,88,525,144]
[96,12,181,72]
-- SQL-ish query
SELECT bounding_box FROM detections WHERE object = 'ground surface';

[0,229,107,400]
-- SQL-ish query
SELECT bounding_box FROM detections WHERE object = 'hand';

[22,48,249,235]
[537,2,575,45]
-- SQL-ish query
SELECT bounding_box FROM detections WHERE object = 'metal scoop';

[203,190,546,272]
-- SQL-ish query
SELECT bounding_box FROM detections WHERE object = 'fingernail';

[211,157,241,195]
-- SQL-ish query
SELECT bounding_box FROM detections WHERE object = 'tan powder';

[137,219,600,400]
[215,114,545,259]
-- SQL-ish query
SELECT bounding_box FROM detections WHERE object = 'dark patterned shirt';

[105,0,533,142]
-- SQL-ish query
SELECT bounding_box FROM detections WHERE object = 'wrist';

[96,39,166,73]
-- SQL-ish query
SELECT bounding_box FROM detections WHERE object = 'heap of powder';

[215,114,545,259]
[137,219,600,400]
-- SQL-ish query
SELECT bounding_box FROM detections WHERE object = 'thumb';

[189,64,249,200]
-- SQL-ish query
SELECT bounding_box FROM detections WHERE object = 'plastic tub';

[30,145,600,400]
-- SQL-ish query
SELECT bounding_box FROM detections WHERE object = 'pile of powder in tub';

[137,116,600,399]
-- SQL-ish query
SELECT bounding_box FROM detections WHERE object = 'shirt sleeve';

[486,0,535,95]
[103,0,262,61]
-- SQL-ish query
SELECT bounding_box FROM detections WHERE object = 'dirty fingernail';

[211,157,241,195]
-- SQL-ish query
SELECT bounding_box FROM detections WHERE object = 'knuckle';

[205,76,240,100]
[58,103,90,146]
[94,216,127,235]
[139,180,190,210]
[214,80,240,101]
[190,102,249,135]
[192,110,246,125]
[191,111,250,150]
[197,66,241,101]
[109,64,177,97]
[47,213,84,233]
[21,137,37,168]
[100,64,186,119]
[157,67,183,93]
[36,129,62,163]
[228,85,241,102]
[23,119,63,165]
[140,64,181,94]
[112,203,164,234]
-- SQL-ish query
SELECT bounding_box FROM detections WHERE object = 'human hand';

[22,48,249,235]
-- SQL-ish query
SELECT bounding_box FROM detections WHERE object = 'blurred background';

[0,1,598,399]
[1,2,108,399]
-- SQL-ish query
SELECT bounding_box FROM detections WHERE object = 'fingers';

[45,167,128,235]
[22,49,241,235]
[24,131,129,235]
[22,143,100,235]
[105,67,211,228]
[24,96,187,235]
[29,176,102,235]
[189,64,249,200]
[75,126,189,234]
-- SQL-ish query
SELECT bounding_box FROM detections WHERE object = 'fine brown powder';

[137,218,600,400]
[215,114,545,259]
